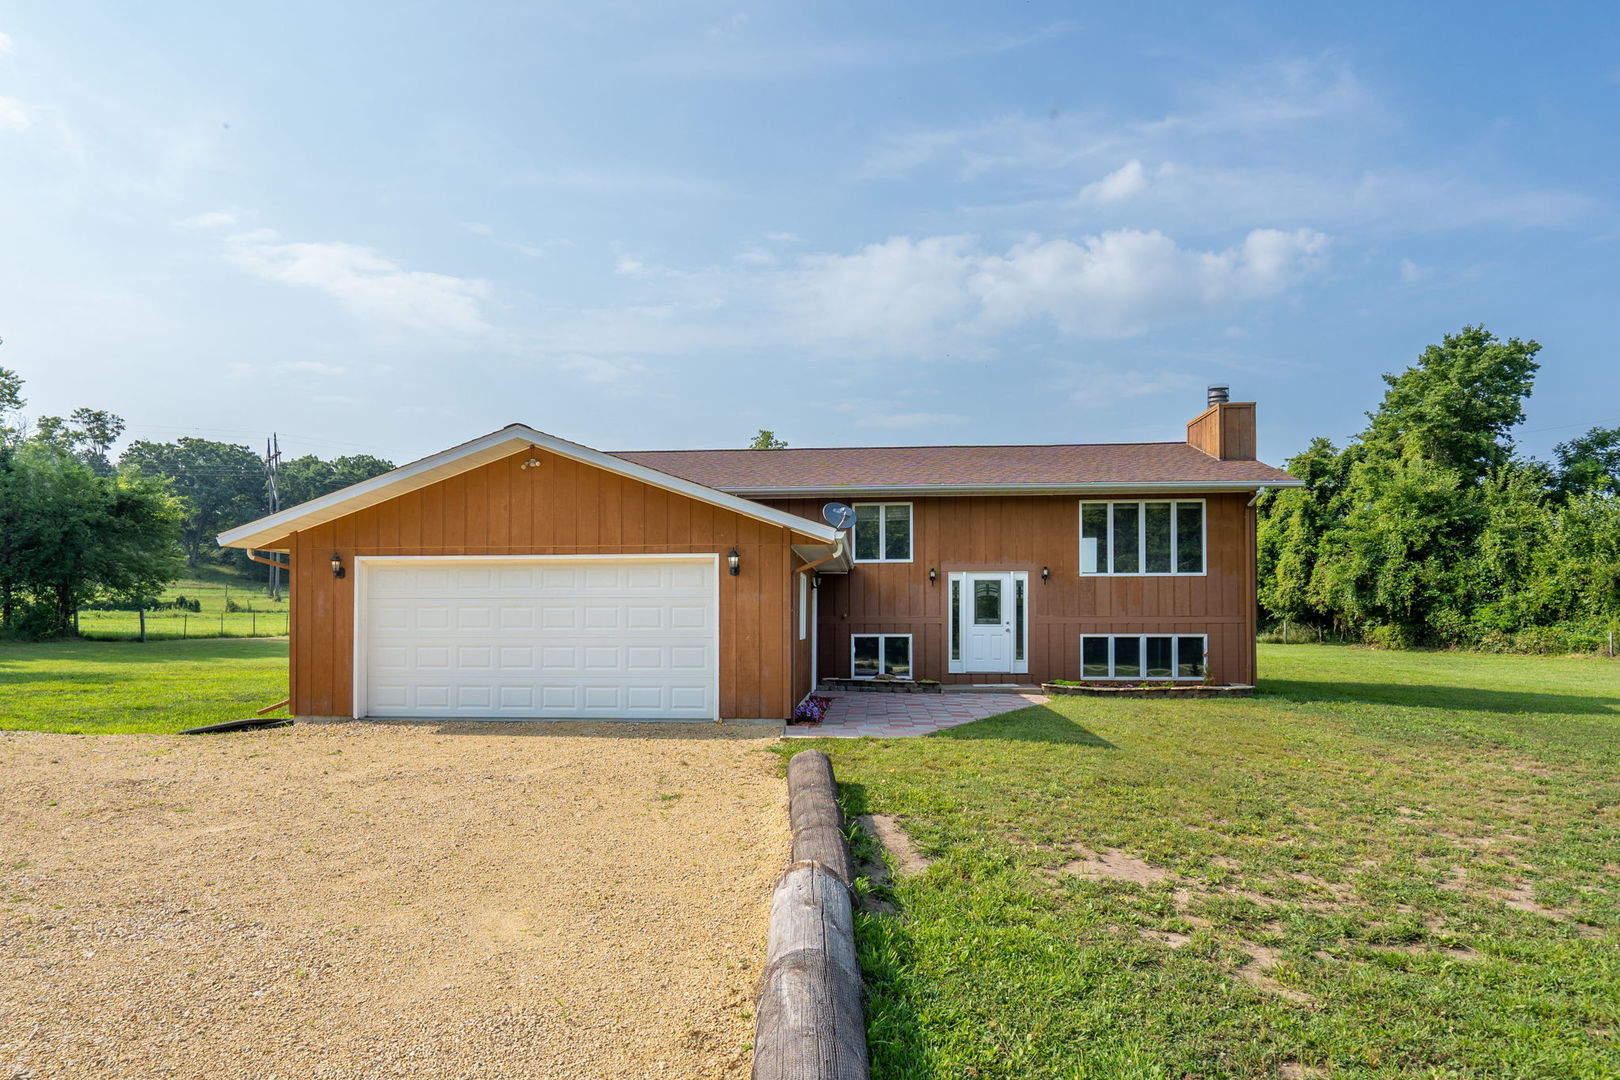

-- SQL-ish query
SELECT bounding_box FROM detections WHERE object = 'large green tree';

[119,437,264,567]
[276,453,394,508]
[1257,326,1618,650]
[0,369,183,638]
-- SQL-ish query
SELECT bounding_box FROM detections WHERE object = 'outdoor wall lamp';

[928,568,937,584]
[727,548,740,576]
[1041,566,1050,582]
[331,553,346,579]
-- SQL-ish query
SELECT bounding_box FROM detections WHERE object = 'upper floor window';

[853,503,912,562]
[1079,500,1204,575]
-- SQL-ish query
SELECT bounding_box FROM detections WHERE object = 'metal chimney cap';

[1207,385,1231,406]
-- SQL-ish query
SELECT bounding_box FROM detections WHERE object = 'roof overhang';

[217,424,842,552]
[791,540,853,575]
[725,479,1305,499]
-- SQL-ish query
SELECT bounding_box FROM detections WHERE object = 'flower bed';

[1040,682,1254,698]
[818,678,943,694]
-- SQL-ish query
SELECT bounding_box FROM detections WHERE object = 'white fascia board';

[723,479,1305,498]
[218,424,840,551]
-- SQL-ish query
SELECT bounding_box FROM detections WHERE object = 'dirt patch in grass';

[859,813,931,876]
[0,722,788,1079]
[1063,845,1173,885]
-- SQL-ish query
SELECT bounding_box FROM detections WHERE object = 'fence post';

[139,608,146,643]
[183,615,188,640]
[252,611,257,636]
[220,612,225,636]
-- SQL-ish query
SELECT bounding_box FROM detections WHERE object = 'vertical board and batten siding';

[761,493,1258,686]
[277,449,801,719]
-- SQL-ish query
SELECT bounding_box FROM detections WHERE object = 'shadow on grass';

[932,704,1119,747]
[1262,679,1620,716]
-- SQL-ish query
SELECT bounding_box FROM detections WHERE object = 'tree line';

[0,368,392,638]
[1257,326,1619,652]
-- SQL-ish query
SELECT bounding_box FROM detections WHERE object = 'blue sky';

[2,2,1617,467]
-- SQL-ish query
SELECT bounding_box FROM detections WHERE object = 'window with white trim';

[1080,634,1208,680]
[851,634,912,679]
[853,503,912,562]
[1079,500,1204,575]
[798,573,808,641]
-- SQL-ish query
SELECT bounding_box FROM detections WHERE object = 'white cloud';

[1055,362,1205,407]
[1077,160,1149,204]
[786,228,1328,345]
[225,232,491,337]
[857,411,968,429]
[279,359,347,377]
[786,236,977,347]
[0,31,13,55]
[0,96,32,132]
[1398,258,1428,284]
[557,354,650,385]
[181,210,238,229]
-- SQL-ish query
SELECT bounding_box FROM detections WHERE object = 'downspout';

[1246,486,1269,507]
[246,548,290,571]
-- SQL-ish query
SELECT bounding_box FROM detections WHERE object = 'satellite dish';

[822,502,855,530]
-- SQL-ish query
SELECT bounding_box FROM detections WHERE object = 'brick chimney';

[1187,386,1256,460]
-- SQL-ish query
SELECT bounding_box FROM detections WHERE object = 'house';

[218,388,1299,721]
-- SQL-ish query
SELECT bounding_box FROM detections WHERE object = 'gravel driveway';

[0,721,789,1079]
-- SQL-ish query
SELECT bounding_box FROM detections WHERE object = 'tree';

[30,408,126,474]
[276,453,395,508]
[1362,325,1540,481]
[748,429,788,450]
[0,441,182,638]
[119,438,264,567]
[1552,425,1620,498]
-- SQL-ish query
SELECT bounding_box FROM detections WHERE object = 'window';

[1014,577,1026,662]
[852,634,912,679]
[949,578,962,661]
[853,503,912,562]
[1078,634,1208,680]
[798,573,808,641]
[1078,500,1204,576]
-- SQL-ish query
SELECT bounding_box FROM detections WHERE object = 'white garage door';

[359,556,717,720]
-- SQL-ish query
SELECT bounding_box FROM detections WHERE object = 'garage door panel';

[362,557,716,720]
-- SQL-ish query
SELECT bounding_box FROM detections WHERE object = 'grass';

[0,637,290,734]
[782,645,1620,1079]
[75,565,289,640]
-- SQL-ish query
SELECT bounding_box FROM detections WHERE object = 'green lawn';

[785,645,1620,1079]
[75,565,289,640]
[0,638,290,733]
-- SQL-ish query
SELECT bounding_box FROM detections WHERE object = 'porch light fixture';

[1041,566,1049,582]
[928,568,937,584]
[727,548,740,576]
[331,553,346,579]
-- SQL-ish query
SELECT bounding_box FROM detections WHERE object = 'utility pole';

[263,433,282,599]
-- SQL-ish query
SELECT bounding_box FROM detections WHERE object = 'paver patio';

[783,689,1048,738]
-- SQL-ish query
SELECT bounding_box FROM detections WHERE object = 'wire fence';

[75,609,290,641]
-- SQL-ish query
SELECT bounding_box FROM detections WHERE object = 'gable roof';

[611,442,1301,497]
[216,424,842,552]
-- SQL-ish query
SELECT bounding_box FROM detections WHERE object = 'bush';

[1366,624,1416,650]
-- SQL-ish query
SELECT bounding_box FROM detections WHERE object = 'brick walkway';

[782,690,1049,738]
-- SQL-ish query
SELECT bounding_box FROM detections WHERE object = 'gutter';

[723,479,1305,499]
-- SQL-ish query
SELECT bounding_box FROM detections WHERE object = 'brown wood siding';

[1186,402,1257,461]
[283,448,800,719]
[761,493,1258,686]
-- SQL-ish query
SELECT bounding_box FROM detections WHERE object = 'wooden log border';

[752,749,869,1080]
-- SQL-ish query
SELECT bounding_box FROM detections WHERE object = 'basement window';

[852,634,913,679]
[1080,635,1208,680]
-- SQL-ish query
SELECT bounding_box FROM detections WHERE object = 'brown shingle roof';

[611,442,1298,492]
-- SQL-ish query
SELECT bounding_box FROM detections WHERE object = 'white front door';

[962,572,1014,673]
